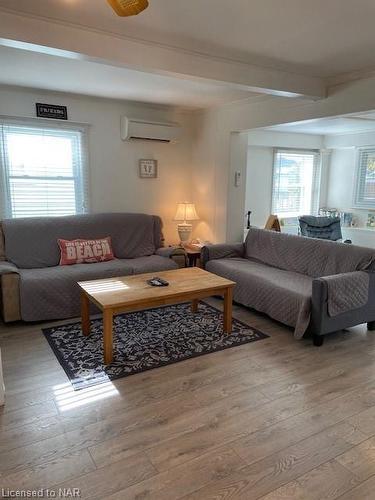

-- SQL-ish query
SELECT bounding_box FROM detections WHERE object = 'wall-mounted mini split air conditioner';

[121,116,182,143]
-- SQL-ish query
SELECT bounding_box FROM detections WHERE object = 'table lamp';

[174,202,199,244]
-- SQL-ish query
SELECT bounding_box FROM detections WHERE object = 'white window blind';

[0,121,89,219]
[353,148,375,209]
[271,149,321,218]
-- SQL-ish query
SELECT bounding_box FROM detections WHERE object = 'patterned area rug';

[43,301,269,390]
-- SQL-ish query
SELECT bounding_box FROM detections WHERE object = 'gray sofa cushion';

[19,259,134,321]
[2,213,162,268]
[19,256,177,321]
[206,257,313,338]
[245,227,375,278]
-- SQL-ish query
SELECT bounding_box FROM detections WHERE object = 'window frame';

[271,147,322,219]
[0,118,90,219]
[353,147,375,210]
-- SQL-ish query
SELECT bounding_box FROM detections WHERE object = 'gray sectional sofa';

[0,213,177,322]
[203,227,375,345]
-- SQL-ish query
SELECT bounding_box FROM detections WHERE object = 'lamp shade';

[174,203,199,222]
[107,0,149,17]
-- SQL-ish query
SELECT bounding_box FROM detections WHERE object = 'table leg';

[192,299,199,313]
[103,309,113,364]
[81,292,91,336]
[223,287,233,334]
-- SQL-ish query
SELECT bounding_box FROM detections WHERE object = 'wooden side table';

[184,246,202,267]
[169,247,188,268]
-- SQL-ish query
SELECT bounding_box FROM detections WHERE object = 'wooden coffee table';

[78,267,236,364]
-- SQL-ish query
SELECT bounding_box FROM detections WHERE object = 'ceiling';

[265,114,375,136]
[1,0,375,79]
[0,46,256,108]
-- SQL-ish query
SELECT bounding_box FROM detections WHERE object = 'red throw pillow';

[58,237,115,265]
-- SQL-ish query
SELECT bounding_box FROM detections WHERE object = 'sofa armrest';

[321,271,370,316]
[201,243,245,269]
[0,263,21,322]
[155,247,181,259]
[311,271,375,336]
[0,261,19,275]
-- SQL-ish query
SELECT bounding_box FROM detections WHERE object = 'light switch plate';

[235,171,241,187]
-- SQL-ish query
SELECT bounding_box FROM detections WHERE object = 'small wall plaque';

[139,159,158,178]
[36,103,68,120]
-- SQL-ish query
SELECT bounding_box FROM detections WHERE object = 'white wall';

[326,148,359,217]
[0,86,194,244]
[325,130,375,149]
[245,131,325,228]
[245,147,274,228]
[5,78,375,247]
[192,76,375,242]
[247,130,325,149]
[190,108,219,243]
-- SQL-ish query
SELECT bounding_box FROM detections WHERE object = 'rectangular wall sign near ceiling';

[139,159,158,178]
[36,103,68,120]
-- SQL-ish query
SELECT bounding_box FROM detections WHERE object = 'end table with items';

[184,245,203,267]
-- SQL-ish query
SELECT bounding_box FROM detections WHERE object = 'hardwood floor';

[1,298,375,499]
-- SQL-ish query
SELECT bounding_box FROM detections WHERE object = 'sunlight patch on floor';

[53,379,119,411]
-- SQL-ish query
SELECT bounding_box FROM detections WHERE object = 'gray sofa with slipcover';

[202,227,375,345]
[0,213,177,322]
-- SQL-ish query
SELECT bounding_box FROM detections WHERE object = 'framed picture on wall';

[139,159,158,178]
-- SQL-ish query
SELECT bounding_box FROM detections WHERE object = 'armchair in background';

[299,216,343,241]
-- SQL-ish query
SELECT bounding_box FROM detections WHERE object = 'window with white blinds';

[271,149,321,218]
[353,148,375,209]
[0,121,89,219]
